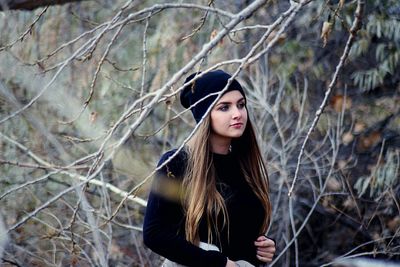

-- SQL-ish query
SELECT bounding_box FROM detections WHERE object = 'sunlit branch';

[0,132,146,206]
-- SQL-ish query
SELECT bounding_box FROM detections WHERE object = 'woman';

[143,70,276,267]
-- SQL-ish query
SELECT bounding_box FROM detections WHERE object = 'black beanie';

[180,70,245,123]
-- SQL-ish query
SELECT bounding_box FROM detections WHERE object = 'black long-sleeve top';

[143,149,265,267]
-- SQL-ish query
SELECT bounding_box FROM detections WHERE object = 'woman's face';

[210,90,248,141]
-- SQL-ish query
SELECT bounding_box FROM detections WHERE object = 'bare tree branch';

[0,7,47,51]
[288,0,365,197]
[0,132,147,207]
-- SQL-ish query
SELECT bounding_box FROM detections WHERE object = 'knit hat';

[180,70,245,123]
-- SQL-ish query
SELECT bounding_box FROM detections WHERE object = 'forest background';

[0,0,399,266]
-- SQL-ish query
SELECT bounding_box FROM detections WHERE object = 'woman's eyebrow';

[216,101,231,106]
[216,97,245,106]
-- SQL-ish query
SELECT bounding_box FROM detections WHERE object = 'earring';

[229,145,232,153]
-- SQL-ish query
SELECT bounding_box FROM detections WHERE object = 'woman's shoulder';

[156,148,188,179]
[157,148,188,166]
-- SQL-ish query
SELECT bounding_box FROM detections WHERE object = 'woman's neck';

[210,134,231,155]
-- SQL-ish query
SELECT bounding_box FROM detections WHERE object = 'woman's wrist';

[225,259,238,267]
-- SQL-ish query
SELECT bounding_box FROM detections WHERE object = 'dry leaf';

[387,216,400,232]
[354,122,366,134]
[210,29,224,46]
[278,33,287,45]
[166,98,173,109]
[321,21,333,47]
[343,196,356,210]
[37,61,45,71]
[338,160,347,170]
[372,232,381,242]
[110,240,124,260]
[331,95,352,112]
[327,177,341,191]
[41,228,59,239]
[210,29,217,40]
[71,255,79,266]
[358,131,382,151]
[342,132,354,145]
[322,196,332,208]
[89,111,98,123]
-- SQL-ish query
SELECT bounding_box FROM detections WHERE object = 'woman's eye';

[238,102,246,109]
[218,105,229,111]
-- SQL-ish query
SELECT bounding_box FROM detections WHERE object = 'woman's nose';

[232,107,242,119]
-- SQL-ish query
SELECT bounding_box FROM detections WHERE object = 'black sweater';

[143,149,265,267]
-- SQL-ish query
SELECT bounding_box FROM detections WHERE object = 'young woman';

[143,70,276,267]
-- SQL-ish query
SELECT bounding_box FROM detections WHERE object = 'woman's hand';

[254,235,276,263]
[226,259,237,267]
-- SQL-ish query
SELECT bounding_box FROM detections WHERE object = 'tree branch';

[288,0,365,197]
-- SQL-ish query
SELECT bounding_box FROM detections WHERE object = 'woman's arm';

[143,188,227,266]
[225,259,238,267]
[143,150,227,267]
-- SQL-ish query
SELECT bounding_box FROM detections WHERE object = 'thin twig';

[288,0,365,197]
[0,158,89,170]
[60,22,126,124]
[0,132,146,206]
[0,0,133,124]
[139,14,151,115]
[180,1,211,41]
[0,7,48,52]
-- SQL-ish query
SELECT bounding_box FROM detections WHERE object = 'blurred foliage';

[350,0,400,91]
[354,149,399,198]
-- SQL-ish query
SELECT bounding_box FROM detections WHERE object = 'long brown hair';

[183,112,272,245]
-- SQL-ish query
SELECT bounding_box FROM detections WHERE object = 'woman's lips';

[230,123,243,129]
